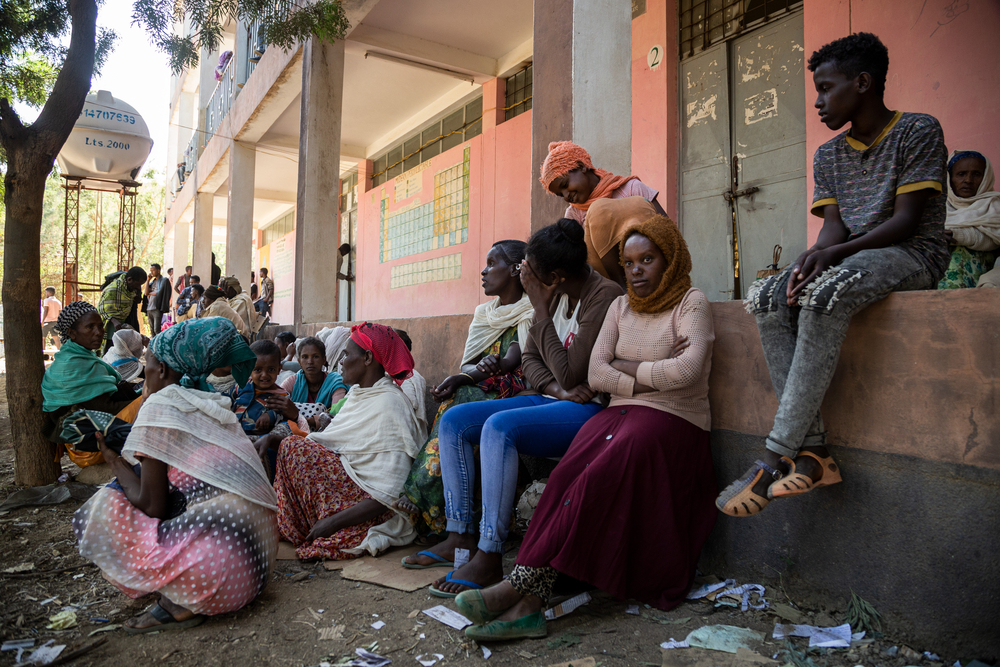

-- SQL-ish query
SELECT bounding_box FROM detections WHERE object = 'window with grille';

[679,0,802,59]
[504,65,532,121]
[261,208,295,247]
[371,96,483,187]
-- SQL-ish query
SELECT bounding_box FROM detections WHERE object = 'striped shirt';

[811,111,949,279]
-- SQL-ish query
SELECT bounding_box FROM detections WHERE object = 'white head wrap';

[946,150,1000,251]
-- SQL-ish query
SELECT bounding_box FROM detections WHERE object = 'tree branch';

[0,97,26,148]
[32,0,98,157]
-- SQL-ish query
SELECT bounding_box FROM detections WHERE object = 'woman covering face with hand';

[456,215,718,641]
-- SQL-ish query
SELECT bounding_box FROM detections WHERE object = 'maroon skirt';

[517,405,717,610]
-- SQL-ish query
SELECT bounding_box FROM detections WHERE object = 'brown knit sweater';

[588,288,714,430]
[521,269,624,392]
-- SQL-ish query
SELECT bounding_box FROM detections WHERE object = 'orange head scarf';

[584,197,658,278]
[539,141,637,213]
[620,215,692,314]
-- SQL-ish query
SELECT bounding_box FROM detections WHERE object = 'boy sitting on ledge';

[717,32,949,517]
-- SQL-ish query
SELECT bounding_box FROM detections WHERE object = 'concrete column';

[482,77,505,133]
[178,92,196,157]
[358,159,373,194]
[172,220,191,279]
[530,0,632,233]
[294,36,345,325]
[192,192,214,285]
[225,140,255,292]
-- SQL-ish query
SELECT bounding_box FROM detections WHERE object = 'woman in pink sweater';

[456,215,718,641]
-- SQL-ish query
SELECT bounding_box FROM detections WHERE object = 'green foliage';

[0,167,165,304]
[846,590,882,635]
[134,0,350,73]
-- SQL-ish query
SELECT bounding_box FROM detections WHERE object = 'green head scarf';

[149,318,256,392]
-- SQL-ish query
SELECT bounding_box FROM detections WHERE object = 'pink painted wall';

[357,108,533,320]
[804,0,1000,243]
[631,0,679,219]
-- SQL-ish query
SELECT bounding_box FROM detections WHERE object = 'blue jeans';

[438,395,603,554]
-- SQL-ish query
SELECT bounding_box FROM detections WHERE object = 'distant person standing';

[211,253,222,287]
[98,266,147,353]
[336,243,354,283]
[145,263,171,337]
[256,267,274,317]
[174,265,193,294]
[41,287,63,350]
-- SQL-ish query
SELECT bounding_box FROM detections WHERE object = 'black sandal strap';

[147,602,176,624]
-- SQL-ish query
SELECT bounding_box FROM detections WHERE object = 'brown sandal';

[716,460,783,517]
[767,451,842,499]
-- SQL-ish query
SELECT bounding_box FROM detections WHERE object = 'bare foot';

[391,496,419,515]
[403,532,477,567]
[125,596,196,630]
[433,550,504,595]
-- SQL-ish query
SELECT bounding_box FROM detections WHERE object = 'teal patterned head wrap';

[149,318,257,391]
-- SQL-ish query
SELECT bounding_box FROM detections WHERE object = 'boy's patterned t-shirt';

[811,111,949,279]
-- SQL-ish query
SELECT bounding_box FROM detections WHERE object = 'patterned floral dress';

[401,327,525,535]
[938,245,997,289]
[73,466,278,615]
[275,436,395,560]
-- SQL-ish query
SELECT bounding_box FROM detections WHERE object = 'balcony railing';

[167,133,200,209]
[246,18,267,82]
[204,56,236,147]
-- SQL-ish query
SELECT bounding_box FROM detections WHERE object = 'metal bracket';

[723,185,760,202]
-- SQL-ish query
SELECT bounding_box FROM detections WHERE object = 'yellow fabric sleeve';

[810,198,838,216]
[896,180,943,196]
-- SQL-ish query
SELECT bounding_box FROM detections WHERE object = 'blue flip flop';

[429,570,484,598]
[401,550,454,570]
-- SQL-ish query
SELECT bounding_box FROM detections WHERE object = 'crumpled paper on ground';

[685,625,764,653]
[772,623,852,648]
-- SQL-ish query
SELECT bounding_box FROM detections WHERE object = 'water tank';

[56,90,153,184]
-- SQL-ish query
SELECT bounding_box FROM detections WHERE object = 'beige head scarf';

[946,150,1000,251]
[584,197,658,278]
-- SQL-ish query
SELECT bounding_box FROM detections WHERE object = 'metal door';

[680,43,735,301]
[730,13,807,296]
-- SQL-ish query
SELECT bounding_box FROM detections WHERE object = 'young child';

[717,32,948,517]
[232,340,302,440]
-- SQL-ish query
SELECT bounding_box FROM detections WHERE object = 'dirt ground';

[0,377,956,667]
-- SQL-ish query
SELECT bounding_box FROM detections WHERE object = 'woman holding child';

[73,318,278,632]
[267,323,423,560]
[396,240,534,537]
[457,214,718,640]
[411,220,623,597]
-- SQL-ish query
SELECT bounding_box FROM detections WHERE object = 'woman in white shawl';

[938,150,1000,289]
[397,240,535,547]
[73,318,278,633]
[261,322,422,560]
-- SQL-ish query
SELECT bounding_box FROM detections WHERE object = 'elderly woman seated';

[938,150,1000,288]
[257,323,423,561]
[73,318,278,633]
[41,302,144,467]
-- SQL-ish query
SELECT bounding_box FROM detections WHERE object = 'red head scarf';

[539,141,637,213]
[349,322,414,386]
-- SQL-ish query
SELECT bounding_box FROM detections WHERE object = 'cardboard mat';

[278,541,445,592]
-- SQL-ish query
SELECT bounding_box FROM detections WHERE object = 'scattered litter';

[40,597,58,606]
[339,648,391,667]
[415,654,444,666]
[899,646,923,662]
[291,572,311,582]
[1,640,34,651]
[307,608,324,621]
[924,653,941,662]
[882,646,899,658]
[407,610,420,618]
[545,658,595,667]
[685,625,763,654]
[370,620,386,630]
[544,592,591,620]
[2,563,35,574]
[770,602,806,624]
[453,548,470,569]
[419,633,425,639]
[626,605,640,615]
[0,485,71,513]
[318,625,345,640]
[660,639,690,649]
[317,609,325,614]
[72,573,85,580]
[46,610,77,630]
[773,623,851,648]
[422,605,472,630]
[482,646,492,660]
[715,583,769,611]
[953,662,961,667]
[23,640,65,666]
[687,579,735,600]
[58,473,69,483]
[546,634,581,649]
[88,624,121,636]
[516,480,547,523]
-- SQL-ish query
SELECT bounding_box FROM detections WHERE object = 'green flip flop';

[464,612,547,642]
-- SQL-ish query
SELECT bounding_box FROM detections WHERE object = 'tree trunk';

[0,0,98,486]
[3,145,61,485]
